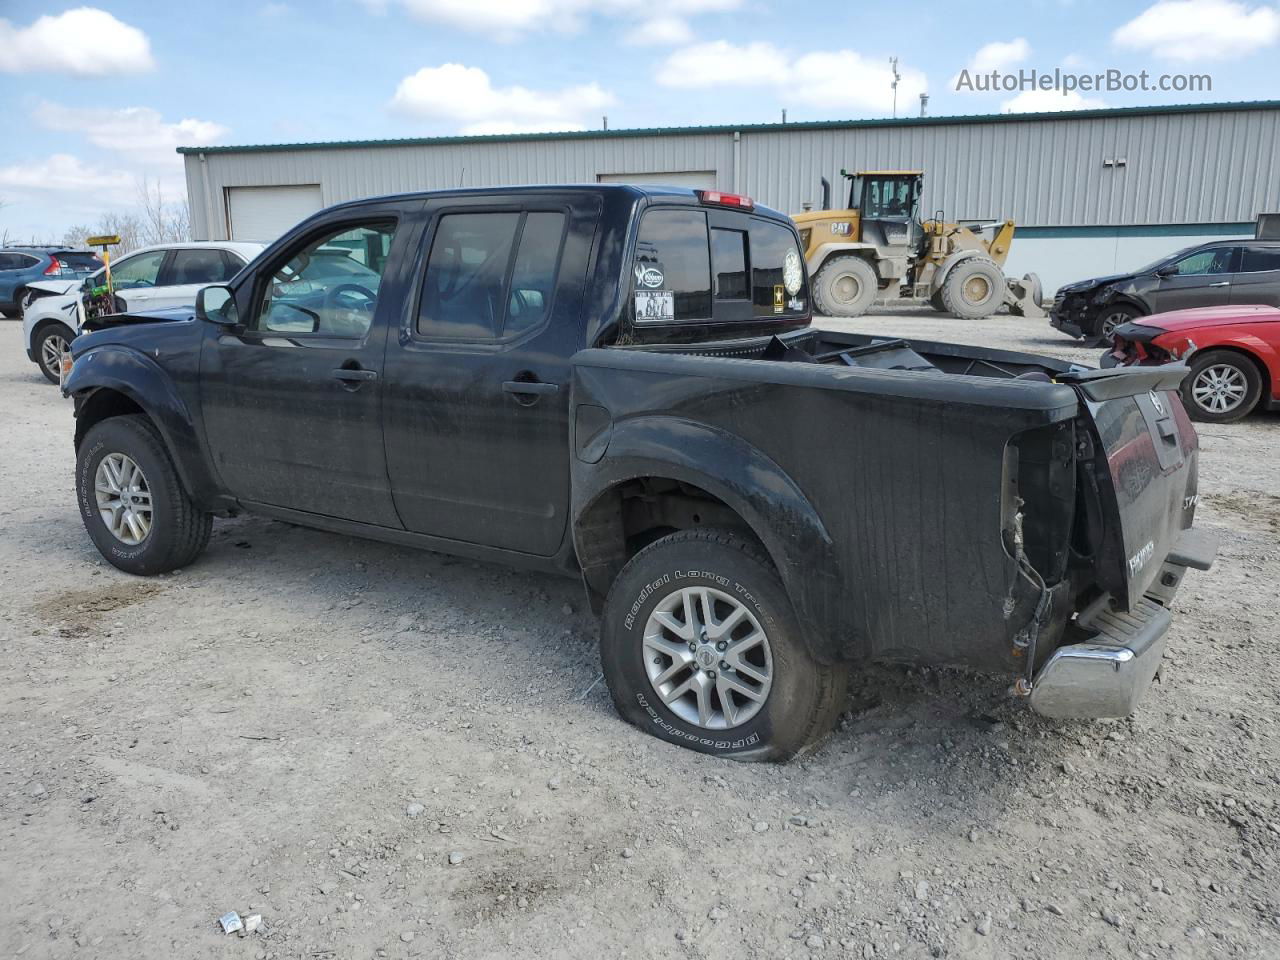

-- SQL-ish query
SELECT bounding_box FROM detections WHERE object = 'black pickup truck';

[63,184,1217,761]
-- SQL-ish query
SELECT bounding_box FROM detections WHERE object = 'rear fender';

[65,345,220,507]
[573,416,843,663]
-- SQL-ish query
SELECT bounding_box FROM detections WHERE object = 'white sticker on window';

[634,263,665,289]
[783,249,803,295]
[635,290,675,323]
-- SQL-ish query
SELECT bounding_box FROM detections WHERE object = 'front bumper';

[1049,302,1087,339]
[1030,528,1218,719]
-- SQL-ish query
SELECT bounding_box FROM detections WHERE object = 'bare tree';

[137,176,191,246]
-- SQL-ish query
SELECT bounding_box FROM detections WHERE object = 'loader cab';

[846,170,922,251]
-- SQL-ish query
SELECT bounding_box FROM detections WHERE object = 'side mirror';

[196,285,239,326]
[1155,265,1176,278]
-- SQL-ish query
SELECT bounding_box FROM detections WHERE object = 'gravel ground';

[2,310,1278,960]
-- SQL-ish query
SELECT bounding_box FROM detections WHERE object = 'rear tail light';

[44,256,63,276]
[697,190,754,209]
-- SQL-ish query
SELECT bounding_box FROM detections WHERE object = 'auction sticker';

[635,290,675,323]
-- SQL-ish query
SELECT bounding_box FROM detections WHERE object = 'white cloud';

[655,42,926,114]
[966,38,1031,72]
[624,16,694,46]
[0,8,154,75]
[0,154,133,199]
[655,40,792,87]
[37,103,228,167]
[390,63,614,134]
[371,0,738,40]
[1113,0,1280,60]
[1002,89,1107,112]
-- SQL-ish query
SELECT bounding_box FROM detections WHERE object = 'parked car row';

[1051,236,1280,423]
[19,241,265,382]
[0,245,102,317]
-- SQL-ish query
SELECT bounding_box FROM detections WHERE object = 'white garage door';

[226,185,323,242]
[597,171,717,190]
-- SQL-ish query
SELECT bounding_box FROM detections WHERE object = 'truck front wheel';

[76,415,212,575]
[940,258,1005,319]
[811,255,877,318]
[600,529,848,762]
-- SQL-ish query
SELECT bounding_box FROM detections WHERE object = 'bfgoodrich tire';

[600,529,848,762]
[76,415,212,575]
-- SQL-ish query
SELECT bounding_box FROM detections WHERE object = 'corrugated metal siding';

[186,107,1280,240]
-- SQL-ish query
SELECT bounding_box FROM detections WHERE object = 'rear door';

[1230,244,1280,307]
[1151,246,1239,312]
[382,193,599,555]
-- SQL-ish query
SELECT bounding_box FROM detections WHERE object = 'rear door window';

[417,210,568,340]
[165,249,237,286]
[1241,246,1280,273]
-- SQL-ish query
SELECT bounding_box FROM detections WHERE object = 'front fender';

[928,249,985,296]
[807,242,879,275]
[64,345,220,507]
[573,415,844,662]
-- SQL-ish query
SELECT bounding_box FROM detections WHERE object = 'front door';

[1151,246,1240,312]
[200,212,412,526]
[382,195,598,555]
[110,249,171,312]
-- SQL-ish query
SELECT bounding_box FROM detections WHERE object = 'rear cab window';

[630,202,808,334]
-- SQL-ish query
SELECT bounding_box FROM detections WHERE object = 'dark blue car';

[0,246,102,317]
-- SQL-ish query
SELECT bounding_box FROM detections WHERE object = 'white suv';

[23,241,265,383]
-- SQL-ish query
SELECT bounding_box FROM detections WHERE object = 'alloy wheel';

[1191,364,1248,414]
[95,453,153,545]
[41,333,70,379]
[642,586,773,730]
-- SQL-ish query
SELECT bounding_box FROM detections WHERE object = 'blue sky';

[2,0,1279,240]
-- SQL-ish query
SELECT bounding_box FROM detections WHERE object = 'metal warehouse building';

[181,100,1280,293]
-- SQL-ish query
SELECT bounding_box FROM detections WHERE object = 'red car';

[1106,304,1280,423]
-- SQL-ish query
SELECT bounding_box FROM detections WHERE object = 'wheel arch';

[67,350,222,508]
[572,417,843,662]
[1188,342,1273,406]
[806,242,880,277]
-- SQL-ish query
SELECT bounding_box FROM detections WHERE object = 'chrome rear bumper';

[1029,528,1218,720]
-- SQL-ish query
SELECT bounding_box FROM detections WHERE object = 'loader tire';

[941,257,1005,319]
[812,255,877,318]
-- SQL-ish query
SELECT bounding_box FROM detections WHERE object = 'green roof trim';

[178,100,1280,156]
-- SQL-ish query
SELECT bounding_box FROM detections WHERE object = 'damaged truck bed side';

[63,184,1216,762]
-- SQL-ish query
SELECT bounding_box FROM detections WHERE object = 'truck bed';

[571,328,1199,676]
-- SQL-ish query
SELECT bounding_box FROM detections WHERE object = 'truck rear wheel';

[812,255,877,318]
[76,415,212,575]
[940,258,1005,319]
[600,529,848,762]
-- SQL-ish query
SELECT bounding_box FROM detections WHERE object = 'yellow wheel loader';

[792,170,1044,320]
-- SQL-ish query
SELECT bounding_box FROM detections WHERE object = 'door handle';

[1208,281,1230,287]
[502,379,559,396]
[331,367,378,382]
